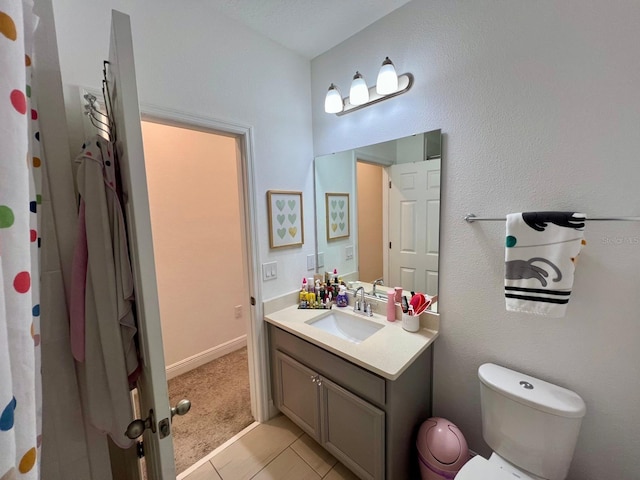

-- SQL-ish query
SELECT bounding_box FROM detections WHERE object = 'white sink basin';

[306,310,384,344]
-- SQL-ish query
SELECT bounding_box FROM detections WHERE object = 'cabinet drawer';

[270,325,386,406]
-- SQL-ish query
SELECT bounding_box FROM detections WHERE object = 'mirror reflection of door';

[387,159,440,297]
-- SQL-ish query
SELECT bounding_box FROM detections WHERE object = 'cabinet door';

[274,351,321,440]
[320,377,385,480]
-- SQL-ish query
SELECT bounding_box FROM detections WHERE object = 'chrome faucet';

[353,286,372,316]
[372,278,384,298]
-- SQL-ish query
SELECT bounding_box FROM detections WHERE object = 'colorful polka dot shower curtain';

[1,1,43,479]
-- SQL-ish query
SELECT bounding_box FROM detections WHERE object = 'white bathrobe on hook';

[73,136,138,448]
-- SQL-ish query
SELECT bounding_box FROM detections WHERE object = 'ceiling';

[207,0,412,59]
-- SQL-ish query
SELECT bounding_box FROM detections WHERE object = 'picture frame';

[267,190,304,249]
[325,192,350,241]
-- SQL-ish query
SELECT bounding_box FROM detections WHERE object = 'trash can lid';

[417,417,468,467]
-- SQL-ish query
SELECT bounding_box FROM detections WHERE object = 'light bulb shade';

[376,57,398,95]
[349,72,369,106]
[324,84,343,113]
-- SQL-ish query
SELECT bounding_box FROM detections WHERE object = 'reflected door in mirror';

[388,159,440,296]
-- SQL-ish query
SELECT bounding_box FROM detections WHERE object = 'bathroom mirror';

[314,130,441,312]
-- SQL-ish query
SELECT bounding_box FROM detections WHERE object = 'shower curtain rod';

[464,213,640,223]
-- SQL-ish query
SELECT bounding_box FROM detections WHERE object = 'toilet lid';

[456,456,514,480]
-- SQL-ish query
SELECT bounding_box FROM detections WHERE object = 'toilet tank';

[478,364,586,480]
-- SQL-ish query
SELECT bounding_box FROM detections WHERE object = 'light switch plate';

[345,245,354,260]
[317,252,325,268]
[262,261,277,281]
[307,254,315,271]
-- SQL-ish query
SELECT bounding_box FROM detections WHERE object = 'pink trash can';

[417,417,469,479]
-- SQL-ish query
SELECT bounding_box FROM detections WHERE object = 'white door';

[387,160,440,296]
[107,10,175,478]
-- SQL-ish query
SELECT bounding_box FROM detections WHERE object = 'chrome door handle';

[171,399,191,419]
[126,409,156,439]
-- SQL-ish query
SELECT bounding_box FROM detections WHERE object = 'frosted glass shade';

[376,57,398,95]
[349,72,369,106]
[324,84,343,113]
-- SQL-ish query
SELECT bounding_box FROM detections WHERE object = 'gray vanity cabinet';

[274,351,322,440]
[269,323,432,480]
[275,349,385,479]
[321,376,385,480]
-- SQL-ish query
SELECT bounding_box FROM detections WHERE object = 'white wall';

[311,1,640,479]
[51,0,315,302]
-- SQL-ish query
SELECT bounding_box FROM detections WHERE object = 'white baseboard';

[165,335,247,380]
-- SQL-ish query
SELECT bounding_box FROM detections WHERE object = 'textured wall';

[311,1,640,478]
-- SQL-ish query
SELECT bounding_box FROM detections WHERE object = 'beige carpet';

[168,347,253,474]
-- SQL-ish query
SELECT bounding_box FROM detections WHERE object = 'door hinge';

[389,242,392,249]
[388,181,392,188]
[136,441,144,459]
[250,296,256,306]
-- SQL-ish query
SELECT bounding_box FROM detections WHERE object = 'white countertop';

[264,305,439,381]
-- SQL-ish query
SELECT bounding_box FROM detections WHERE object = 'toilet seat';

[456,456,516,480]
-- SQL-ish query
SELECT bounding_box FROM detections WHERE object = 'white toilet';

[457,363,586,480]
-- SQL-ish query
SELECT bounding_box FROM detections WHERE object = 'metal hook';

[85,111,111,141]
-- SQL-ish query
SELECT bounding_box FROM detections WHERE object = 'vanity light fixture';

[376,57,398,94]
[324,83,344,114]
[349,71,369,106]
[323,57,413,116]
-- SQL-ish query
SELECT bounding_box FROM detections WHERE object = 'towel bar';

[464,213,640,223]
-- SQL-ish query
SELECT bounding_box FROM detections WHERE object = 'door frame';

[138,104,268,423]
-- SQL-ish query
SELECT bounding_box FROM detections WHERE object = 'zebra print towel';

[505,212,586,317]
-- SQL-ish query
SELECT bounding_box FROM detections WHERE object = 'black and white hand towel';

[505,212,586,317]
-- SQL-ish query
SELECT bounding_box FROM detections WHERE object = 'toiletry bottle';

[394,287,403,303]
[386,289,396,322]
[302,277,307,292]
[336,285,348,307]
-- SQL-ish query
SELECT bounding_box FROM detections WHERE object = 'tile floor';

[182,415,359,480]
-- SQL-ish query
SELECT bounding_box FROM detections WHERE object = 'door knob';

[126,409,156,439]
[171,399,191,419]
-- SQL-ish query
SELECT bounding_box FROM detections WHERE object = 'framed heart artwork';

[267,190,304,248]
[325,192,350,241]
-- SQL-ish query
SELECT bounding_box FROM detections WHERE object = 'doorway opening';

[140,119,254,474]
[356,161,385,284]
